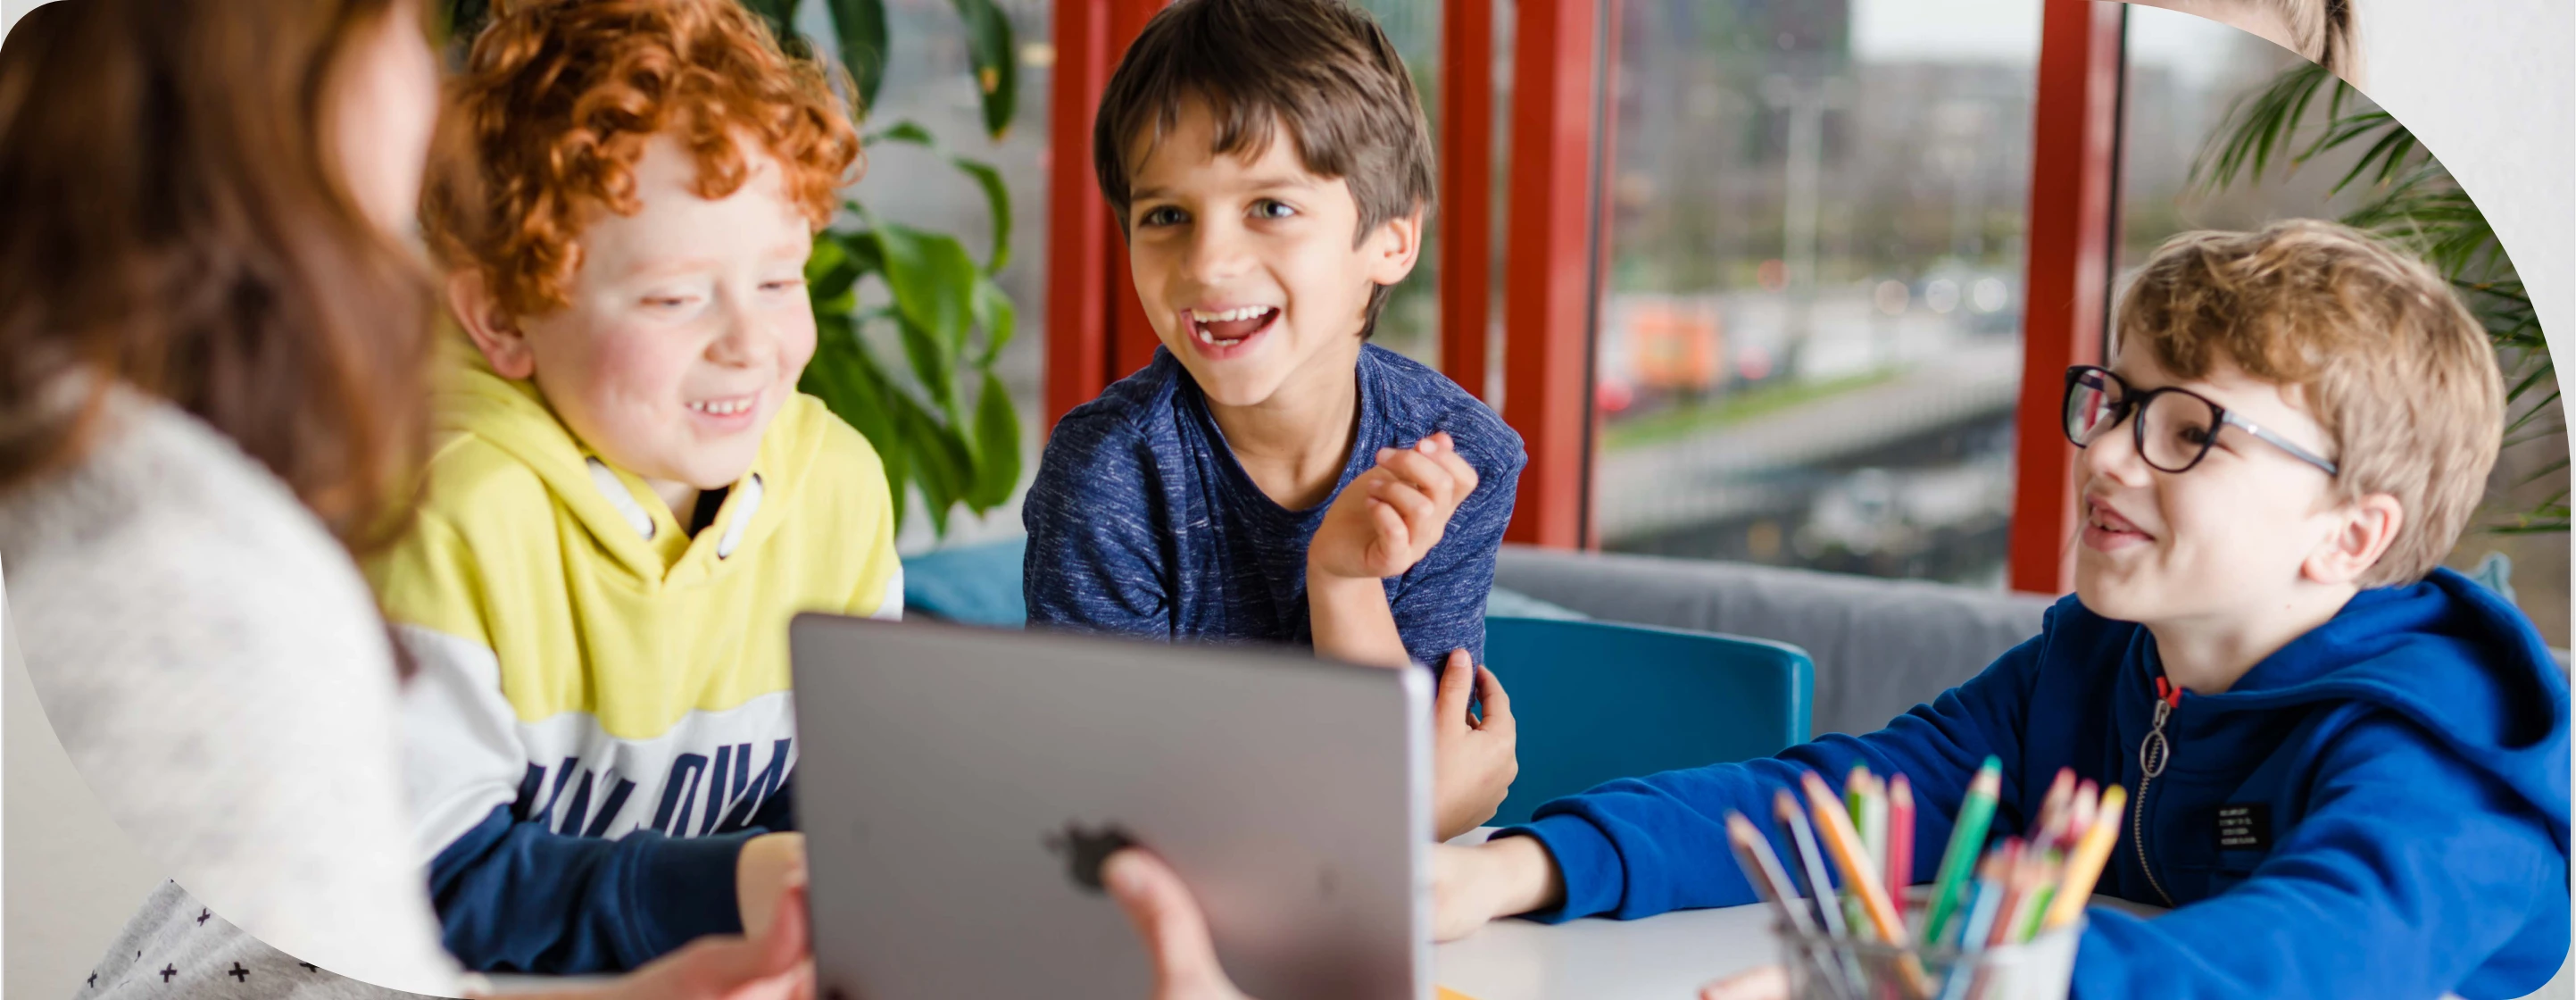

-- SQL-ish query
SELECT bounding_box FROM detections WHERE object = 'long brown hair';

[0,0,436,553]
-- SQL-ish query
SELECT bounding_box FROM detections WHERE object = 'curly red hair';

[427,0,862,316]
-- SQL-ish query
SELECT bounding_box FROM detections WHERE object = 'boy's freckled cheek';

[575,329,694,417]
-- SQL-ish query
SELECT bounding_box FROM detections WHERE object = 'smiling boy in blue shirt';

[1433,221,2570,999]
[1022,0,1527,842]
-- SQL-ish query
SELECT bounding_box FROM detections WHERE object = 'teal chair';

[1483,616,1813,826]
[902,536,1032,628]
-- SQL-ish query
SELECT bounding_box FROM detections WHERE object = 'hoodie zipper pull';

[2142,678,2176,779]
[2134,675,2181,906]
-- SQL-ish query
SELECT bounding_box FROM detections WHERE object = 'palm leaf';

[824,0,892,112]
[966,370,1022,510]
[2194,57,2559,535]
[2190,62,2334,194]
[950,0,1019,139]
[860,122,1013,271]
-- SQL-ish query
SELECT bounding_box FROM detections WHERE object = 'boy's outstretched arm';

[430,804,780,972]
[1433,609,2058,938]
[2073,717,2564,1000]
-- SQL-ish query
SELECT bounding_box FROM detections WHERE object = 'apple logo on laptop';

[1044,821,1136,894]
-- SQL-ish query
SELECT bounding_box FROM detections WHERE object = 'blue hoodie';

[1508,569,2570,999]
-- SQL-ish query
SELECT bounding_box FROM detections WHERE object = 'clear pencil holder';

[1771,888,2082,1000]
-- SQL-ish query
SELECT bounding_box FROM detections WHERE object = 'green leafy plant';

[2194,62,2563,534]
[440,0,1026,538]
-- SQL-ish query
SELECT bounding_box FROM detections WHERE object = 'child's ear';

[446,270,536,380]
[1362,205,1426,288]
[2304,492,2405,586]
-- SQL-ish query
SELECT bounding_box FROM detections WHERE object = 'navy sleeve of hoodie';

[428,777,795,973]
[2073,715,2567,1000]
[1505,606,2050,921]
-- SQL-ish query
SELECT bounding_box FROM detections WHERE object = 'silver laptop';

[788,613,1432,1000]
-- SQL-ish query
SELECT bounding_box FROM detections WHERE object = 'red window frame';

[2008,0,2127,595]
[1043,0,1168,428]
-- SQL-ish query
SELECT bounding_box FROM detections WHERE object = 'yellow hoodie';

[364,348,897,963]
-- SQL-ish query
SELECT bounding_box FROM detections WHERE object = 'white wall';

[4,588,164,999]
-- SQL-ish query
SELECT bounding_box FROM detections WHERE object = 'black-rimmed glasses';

[2062,365,2338,476]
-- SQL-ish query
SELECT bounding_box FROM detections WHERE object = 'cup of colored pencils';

[1723,761,2123,1000]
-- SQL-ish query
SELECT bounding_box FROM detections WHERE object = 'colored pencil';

[1859,773,1890,903]
[2065,780,2099,851]
[2044,785,2127,930]
[1959,855,2008,948]
[2012,871,2058,943]
[1887,774,1915,902]
[1802,771,1905,943]
[1846,764,1872,845]
[1918,757,2001,945]
[1804,771,1935,999]
[1728,812,1816,934]
[1998,840,2062,947]
[1937,875,2007,1000]
[1840,767,1880,940]
[1775,788,1848,938]
[1719,764,2102,1000]
[1982,839,2030,947]
[2027,768,2076,846]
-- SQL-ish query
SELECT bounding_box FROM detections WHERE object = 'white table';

[1433,903,1776,1000]
[480,904,1780,999]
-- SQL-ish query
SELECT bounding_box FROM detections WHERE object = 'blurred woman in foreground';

[0,2,803,996]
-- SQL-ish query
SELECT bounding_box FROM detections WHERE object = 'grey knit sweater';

[0,390,460,998]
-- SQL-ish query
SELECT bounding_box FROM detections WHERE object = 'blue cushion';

[1484,587,1587,621]
[901,536,1030,628]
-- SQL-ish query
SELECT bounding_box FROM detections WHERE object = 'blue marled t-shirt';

[1023,344,1526,668]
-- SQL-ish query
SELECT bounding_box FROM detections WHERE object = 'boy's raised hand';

[1433,650,1517,842]
[1310,433,1480,582]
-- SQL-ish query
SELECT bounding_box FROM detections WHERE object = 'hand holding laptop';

[482,882,817,1000]
[1104,848,1258,1000]
[1433,650,1518,840]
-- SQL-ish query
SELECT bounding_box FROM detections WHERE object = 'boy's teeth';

[690,397,752,415]
[1192,306,1272,322]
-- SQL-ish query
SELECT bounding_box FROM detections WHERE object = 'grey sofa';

[1492,545,2057,738]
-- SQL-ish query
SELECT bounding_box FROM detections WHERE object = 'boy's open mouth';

[686,392,760,420]
[2082,496,2153,549]
[1184,305,1279,353]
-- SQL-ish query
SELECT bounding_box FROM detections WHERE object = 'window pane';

[2121,4,2568,644]
[1591,0,2039,588]
[1351,0,1442,368]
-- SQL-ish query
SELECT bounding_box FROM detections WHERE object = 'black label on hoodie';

[2214,803,2272,850]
